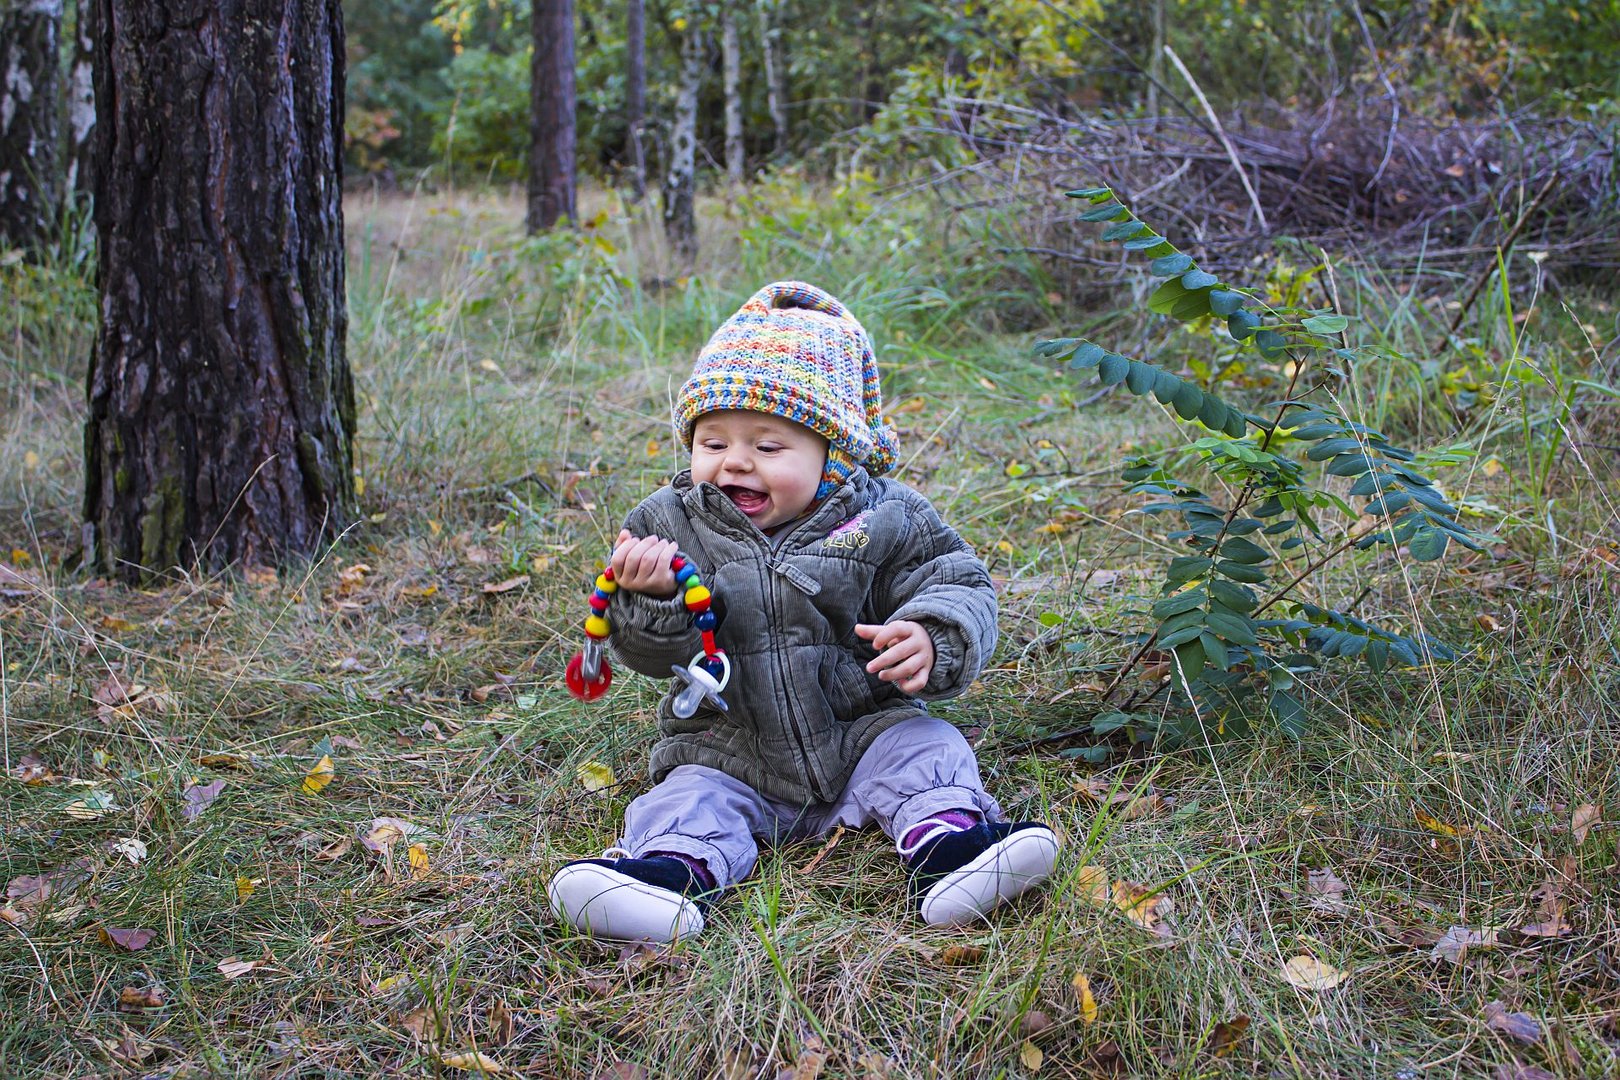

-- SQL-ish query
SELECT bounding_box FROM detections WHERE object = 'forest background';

[2,0,1619,1077]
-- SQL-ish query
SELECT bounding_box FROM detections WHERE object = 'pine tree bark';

[625,0,646,201]
[663,19,703,266]
[757,0,787,157]
[721,5,743,186]
[0,0,63,251]
[84,0,355,581]
[528,0,576,232]
[65,0,95,204]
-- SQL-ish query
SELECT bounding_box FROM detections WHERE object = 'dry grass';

[1,182,1617,1079]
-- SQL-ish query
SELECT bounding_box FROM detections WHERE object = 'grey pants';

[618,715,1002,888]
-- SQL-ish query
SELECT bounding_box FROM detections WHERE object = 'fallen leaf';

[244,565,278,586]
[1076,776,1166,819]
[12,753,55,785]
[300,755,336,795]
[1520,880,1572,938]
[217,957,262,979]
[400,1006,431,1040]
[361,816,424,855]
[441,1050,506,1072]
[1484,1000,1543,1044]
[1572,803,1601,845]
[1494,1065,1556,1080]
[1210,1015,1250,1057]
[482,575,528,596]
[937,944,985,966]
[1443,161,1468,178]
[854,1052,892,1079]
[576,760,616,794]
[117,985,166,1011]
[1020,1010,1055,1038]
[1019,1040,1043,1072]
[182,778,227,820]
[1112,880,1172,936]
[488,999,514,1046]
[1434,925,1499,964]
[100,926,156,951]
[1415,808,1464,837]
[107,837,147,864]
[790,1035,828,1080]
[334,563,371,597]
[62,789,118,819]
[1072,970,1098,1023]
[797,825,846,874]
[314,836,353,861]
[1083,1040,1125,1075]
[236,876,262,902]
[1306,867,1349,914]
[197,752,250,770]
[1074,864,1110,906]
[408,843,431,880]
[1280,954,1349,990]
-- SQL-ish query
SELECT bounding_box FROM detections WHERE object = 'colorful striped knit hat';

[674,281,899,498]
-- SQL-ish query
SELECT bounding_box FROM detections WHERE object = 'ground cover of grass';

[2,181,1617,1079]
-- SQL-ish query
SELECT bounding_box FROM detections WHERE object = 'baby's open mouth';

[722,486,768,515]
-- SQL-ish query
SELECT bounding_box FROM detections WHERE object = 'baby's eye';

[757,443,782,453]
[701,441,726,451]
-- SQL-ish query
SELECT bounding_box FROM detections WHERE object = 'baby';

[548,282,1059,942]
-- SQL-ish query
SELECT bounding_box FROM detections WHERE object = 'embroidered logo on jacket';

[824,511,870,550]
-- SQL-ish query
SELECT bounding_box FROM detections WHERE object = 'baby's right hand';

[610,529,679,597]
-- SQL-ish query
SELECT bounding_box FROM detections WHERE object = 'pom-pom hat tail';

[673,281,899,498]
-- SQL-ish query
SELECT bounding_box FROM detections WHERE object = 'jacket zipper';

[760,540,829,801]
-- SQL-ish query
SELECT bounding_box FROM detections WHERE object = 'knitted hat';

[674,281,899,498]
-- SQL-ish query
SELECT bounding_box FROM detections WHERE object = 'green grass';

[2,179,1617,1078]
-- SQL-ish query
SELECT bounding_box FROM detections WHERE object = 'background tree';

[64,0,95,206]
[664,11,703,264]
[0,0,62,251]
[721,3,744,185]
[625,0,646,200]
[528,0,576,231]
[84,0,355,581]
[757,0,787,156]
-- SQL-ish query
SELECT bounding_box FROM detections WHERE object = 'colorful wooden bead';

[588,594,610,613]
[595,572,617,593]
[584,614,611,638]
[683,585,712,610]
[693,610,717,631]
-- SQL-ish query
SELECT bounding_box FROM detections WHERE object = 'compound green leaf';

[1126,360,1156,395]
[1152,369,1181,404]
[1181,269,1219,290]
[1102,219,1149,241]
[1301,314,1349,334]
[1172,382,1205,420]
[1068,342,1106,369]
[1209,289,1246,317]
[1098,352,1129,386]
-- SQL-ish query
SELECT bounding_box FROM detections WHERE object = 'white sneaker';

[547,853,710,943]
[909,823,1060,927]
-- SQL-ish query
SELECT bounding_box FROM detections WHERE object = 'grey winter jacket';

[609,468,998,805]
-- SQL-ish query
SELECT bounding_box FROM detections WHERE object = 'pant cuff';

[892,785,1001,842]
[625,832,738,888]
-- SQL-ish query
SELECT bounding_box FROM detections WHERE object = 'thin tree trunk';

[721,5,743,186]
[529,0,576,231]
[757,0,786,156]
[84,0,354,581]
[65,0,95,215]
[0,0,62,251]
[664,20,703,266]
[625,0,646,201]
[1146,0,1165,121]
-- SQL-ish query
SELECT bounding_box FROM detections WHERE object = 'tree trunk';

[0,0,62,251]
[84,0,355,582]
[757,0,786,157]
[625,0,645,201]
[65,0,95,206]
[721,4,743,186]
[664,19,703,266]
[528,0,576,232]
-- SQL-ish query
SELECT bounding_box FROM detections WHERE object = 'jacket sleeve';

[870,496,999,700]
[605,499,701,679]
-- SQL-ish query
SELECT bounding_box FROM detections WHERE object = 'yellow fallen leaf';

[1074,864,1110,906]
[217,957,261,979]
[1072,970,1098,1023]
[408,843,430,880]
[645,438,661,457]
[576,760,616,794]
[1572,803,1601,845]
[301,755,336,795]
[1019,1040,1042,1072]
[482,575,528,595]
[477,358,501,374]
[235,876,261,902]
[1482,456,1503,477]
[995,540,1014,555]
[441,1050,505,1072]
[1280,954,1348,990]
[1112,879,1169,933]
[374,973,410,995]
[23,451,40,469]
[1414,809,1462,837]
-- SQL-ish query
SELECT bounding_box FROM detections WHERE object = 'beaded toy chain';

[564,552,731,719]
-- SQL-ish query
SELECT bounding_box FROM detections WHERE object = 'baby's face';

[690,410,829,532]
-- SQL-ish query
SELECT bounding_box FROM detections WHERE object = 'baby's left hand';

[855,620,935,694]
